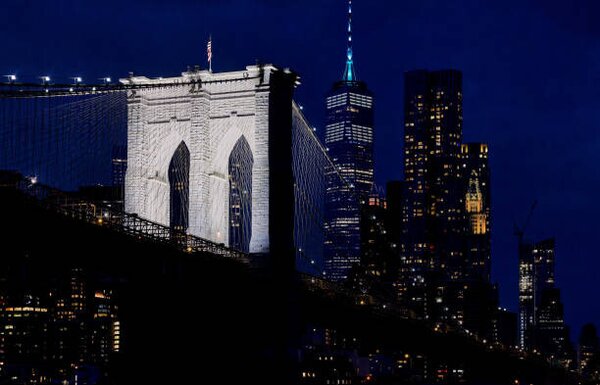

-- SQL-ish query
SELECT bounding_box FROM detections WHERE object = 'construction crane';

[514,200,538,246]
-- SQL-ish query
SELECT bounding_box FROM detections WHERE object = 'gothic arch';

[228,136,253,252]
[169,141,190,233]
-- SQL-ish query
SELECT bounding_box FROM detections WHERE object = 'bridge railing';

[2,172,249,263]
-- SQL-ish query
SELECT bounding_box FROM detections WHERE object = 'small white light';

[30,176,37,184]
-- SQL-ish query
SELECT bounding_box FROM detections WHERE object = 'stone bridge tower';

[123,65,297,268]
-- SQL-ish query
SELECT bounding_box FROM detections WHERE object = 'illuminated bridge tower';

[124,65,298,272]
[323,0,375,282]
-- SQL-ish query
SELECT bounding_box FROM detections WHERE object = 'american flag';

[207,37,212,67]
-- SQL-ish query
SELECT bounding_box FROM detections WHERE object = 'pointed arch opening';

[169,141,190,233]
[228,136,253,252]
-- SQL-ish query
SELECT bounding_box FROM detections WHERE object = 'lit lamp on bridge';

[100,77,111,85]
[40,76,51,85]
[71,77,83,85]
[4,75,16,83]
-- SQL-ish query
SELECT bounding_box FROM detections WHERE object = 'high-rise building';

[401,69,463,318]
[323,0,374,282]
[0,294,49,380]
[348,187,399,301]
[535,287,572,365]
[460,143,491,282]
[518,238,556,350]
[492,307,518,348]
[360,188,389,277]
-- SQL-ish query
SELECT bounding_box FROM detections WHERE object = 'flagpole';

[208,35,212,73]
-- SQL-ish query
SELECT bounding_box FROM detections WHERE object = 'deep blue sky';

[3,0,600,339]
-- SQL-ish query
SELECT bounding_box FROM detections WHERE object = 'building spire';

[342,0,357,82]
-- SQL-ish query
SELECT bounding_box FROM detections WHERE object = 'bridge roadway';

[0,171,579,385]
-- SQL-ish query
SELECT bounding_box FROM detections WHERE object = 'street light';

[40,76,51,85]
[71,77,82,85]
[99,77,111,85]
[4,75,16,83]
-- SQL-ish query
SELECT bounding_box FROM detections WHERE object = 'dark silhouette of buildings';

[0,266,120,384]
[535,288,573,366]
[385,181,404,253]
[579,324,600,381]
[493,307,518,348]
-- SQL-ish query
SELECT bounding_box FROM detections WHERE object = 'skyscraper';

[323,0,374,282]
[518,238,557,351]
[535,287,571,364]
[460,143,491,282]
[401,70,463,317]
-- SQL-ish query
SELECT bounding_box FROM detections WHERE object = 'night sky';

[3,0,600,338]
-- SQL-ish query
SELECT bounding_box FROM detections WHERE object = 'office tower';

[460,143,491,282]
[518,238,555,350]
[360,188,389,276]
[324,0,374,281]
[579,324,600,379]
[535,287,572,365]
[0,294,49,380]
[351,187,399,300]
[51,267,88,371]
[89,289,120,366]
[492,308,518,348]
[401,69,463,317]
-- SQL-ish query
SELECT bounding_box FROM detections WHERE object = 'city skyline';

[2,0,599,343]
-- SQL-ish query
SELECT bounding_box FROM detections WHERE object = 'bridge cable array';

[0,86,356,278]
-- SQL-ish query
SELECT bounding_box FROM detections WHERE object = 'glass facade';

[323,0,374,282]
[323,81,374,282]
[518,238,556,350]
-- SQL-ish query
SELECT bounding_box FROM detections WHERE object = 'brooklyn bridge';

[0,65,577,384]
